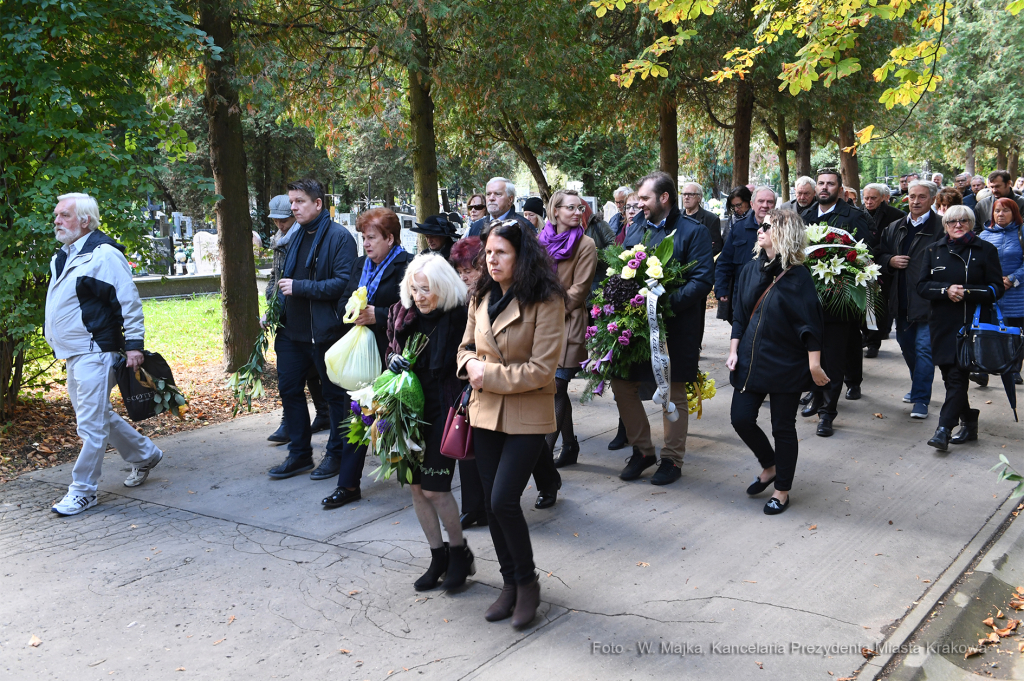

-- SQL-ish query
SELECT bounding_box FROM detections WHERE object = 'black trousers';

[937,364,971,429]
[458,458,485,515]
[814,320,860,418]
[472,428,544,585]
[731,390,801,492]
[532,440,560,494]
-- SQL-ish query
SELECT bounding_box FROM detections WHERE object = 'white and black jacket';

[44,230,145,359]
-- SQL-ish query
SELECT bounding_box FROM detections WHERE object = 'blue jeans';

[895,318,934,404]
[275,335,351,464]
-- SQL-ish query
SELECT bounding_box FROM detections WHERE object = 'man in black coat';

[799,169,874,437]
[681,181,724,255]
[613,171,715,487]
[466,177,533,237]
[715,186,776,311]
[876,179,941,420]
[860,183,906,358]
[270,178,358,481]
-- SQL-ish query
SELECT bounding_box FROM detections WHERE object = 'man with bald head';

[681,182,723,255]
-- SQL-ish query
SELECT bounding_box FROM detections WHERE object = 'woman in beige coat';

[458,219,566,630]
[540,190,597,469]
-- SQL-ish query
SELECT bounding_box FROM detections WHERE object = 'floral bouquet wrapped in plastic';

[804,224,882,319]
[343,332,430,485]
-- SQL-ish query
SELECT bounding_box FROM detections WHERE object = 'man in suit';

[799,169,874,437]
[956,172,977,210]
[681,182,724,255]
[608,185,633,240]
[781,176,817,214]
[466,177,533,237]
[859,183,906,359]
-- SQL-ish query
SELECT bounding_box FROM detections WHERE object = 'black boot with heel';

[414,543,449,591]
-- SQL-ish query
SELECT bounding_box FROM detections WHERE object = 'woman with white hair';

[384,253,475,590]
[726,209,828,515]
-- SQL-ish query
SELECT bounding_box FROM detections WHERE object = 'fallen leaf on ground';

[983,617,995,627]
[213,639,224,645]
[1019,642,1024,653]
[1018,586,1024,595]
[743,580,757,583]
[227,615,235,625]
[965,647,983,659]
[349,590,360,596]
[986,400,993,404]
[874,413,884,419]
[176,668,186,672]
[996,620,1020,637]
[339,649,351,654]
[88,660,106,667]
[809,524,817,530]
[1010,598,1024,610]
[636,562,650,567]
[988,633,1001,643]
[861,647,877,659]
[28,635,42,647]
[755,660,763,669]
[996,609,1004,619]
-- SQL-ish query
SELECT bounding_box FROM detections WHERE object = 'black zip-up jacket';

[276,209,358,345]
[877,211,943,324]
[731,253,824,394]
[918,235,1004,366]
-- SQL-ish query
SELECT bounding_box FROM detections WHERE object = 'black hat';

[412,214,459,238]
[522,196,546,218]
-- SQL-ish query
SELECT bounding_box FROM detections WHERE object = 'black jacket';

[634,207,715,383]
[344,249,412,363]
[466,210,533,238]
[877,211,943,324]
[715,211,758,300]
[917,235,1004,366]
[686,206,724,256]
[867,203,906,245]
[387,302,468,414]
[277,210,358,345]
[731,254,824,394]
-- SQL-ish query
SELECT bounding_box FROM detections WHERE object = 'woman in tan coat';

[540,190,597,469]
[458,219,566,630]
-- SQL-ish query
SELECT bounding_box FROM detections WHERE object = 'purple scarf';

[539,220,583,271]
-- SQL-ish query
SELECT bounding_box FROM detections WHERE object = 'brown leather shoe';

[511,576,541,629]
[484,584,517,622]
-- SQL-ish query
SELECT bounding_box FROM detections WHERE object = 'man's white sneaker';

[51,493,98,516]
[124,451,163,488]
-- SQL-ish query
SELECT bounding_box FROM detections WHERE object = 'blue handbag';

[956,298,1024,375]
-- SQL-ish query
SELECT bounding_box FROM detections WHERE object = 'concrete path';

[2,310,1022,680]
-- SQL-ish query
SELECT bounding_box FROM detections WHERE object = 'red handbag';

[440,386,474,460]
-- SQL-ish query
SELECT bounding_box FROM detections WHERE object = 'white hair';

[955,172,971,182]
[399,253,468,313]
[793,176,815,191]
[486,177,516,199]
[972,175,984,183]
[753,185,777,201]
[908,179,938,198]
[57,192,101,231]
[613,186,632,200]
[932,172,944,182]
[863,183,891,199]
[682,181,703,194]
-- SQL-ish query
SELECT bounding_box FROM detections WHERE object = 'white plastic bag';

[326,325,382,390]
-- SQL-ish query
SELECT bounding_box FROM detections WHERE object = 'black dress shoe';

[798,392,813,406]
[535,479,561,509]
[746,474,776,495]
[460,511,488,530]
[816,417,834,437]
[309,455,341,480]
[801,394,823,418]
[969,372,989,387]
[608,419,628,450]
[553,436,580,468]
[322,486,361,508]
[927,426,951,451]
[310,413,331,433]
[1014,373,1023,386]
[620,447,657,481]
[845,385,862,400]
[865,346,879,358]
[267,421,289,444]
[764,496,790,515]
[650,459,681,486]
[268,456,314,479]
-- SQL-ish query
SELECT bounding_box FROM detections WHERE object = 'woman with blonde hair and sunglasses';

[726,209,828,515]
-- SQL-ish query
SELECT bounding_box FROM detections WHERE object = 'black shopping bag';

[115,351,177,422]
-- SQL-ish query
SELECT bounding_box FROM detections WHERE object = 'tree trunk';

[407,12,440,222]
[659,93,678,180]
[997,146,1007,170]
[380,184,395,208]
[838,121,861,200]
[776,112,790,202]
[199,0,260,373]
[509,137,551,203]
[965,142,976,175]
[1009,142,1020,178]
[732,80,753,187]
[796,117,812,178]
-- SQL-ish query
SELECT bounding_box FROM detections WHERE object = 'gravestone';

[192,231,220,275]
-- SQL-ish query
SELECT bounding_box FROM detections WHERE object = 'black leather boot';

[441,541,476,591]
[414,543,449,591]
[608,419,628,450]
[801,393,824,418]
[267,419,288,444]
[268,455,314,479]
[309,454,341,480]
[950,409,979,444]
[927,427,951,451]
[310,412,331,433]
[553,436,579,468]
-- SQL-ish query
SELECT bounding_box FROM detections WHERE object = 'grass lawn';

[141,294,270,366]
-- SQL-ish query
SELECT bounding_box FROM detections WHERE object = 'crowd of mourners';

[42,165,1024,631]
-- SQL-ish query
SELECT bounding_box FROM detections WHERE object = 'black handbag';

[956,300,1024,375]
[114,351,177,422]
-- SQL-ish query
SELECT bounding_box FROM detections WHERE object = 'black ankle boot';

[608,419,628,450]
[553,436,580,468]
[950,409,979,444]
[441,541,475,590]
[267,420,289,444]
[414,543,449,591]
[927,427,951,451]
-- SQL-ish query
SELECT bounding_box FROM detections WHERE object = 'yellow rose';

[645,255,662,268]
[619,250,632,261]
[647,264,664,279]
[606,267,616,276]
[621,266,636,280]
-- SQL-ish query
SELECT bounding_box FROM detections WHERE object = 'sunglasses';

[730,202,745,210]
[682,192,701,198]
[468,204,485,211]
[946,218,971,226]
[758,222,772,232]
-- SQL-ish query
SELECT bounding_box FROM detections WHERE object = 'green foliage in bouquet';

[804,224,883,320]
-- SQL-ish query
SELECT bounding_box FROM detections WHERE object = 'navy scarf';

[359,245,402,303]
